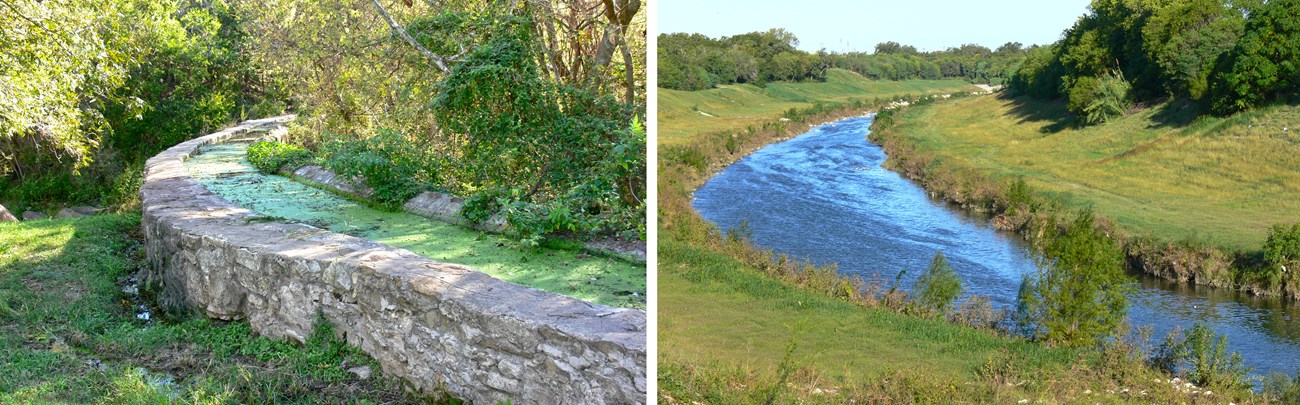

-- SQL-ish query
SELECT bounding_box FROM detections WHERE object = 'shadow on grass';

[996,93,1074,134]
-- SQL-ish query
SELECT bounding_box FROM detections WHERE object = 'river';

[692,114,1299,377]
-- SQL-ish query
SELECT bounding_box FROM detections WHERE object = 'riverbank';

[656,84,1281,401]
[0,214,431,402]
[869,93,1300,300]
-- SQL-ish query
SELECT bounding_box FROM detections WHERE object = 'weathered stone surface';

[141,115,645,405]
[22,211,46,221]
[292,165,374,198]
[0,204,15,222]
[57,208,83,218]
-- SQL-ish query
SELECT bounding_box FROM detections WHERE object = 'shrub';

[914,251,963,313]
[1152,322,1252,390]
[246,141,315,174]
[1083,71,1131,125]
[1263,370,1300,403]
[1015,208,1132,347]
[322,129,426,209]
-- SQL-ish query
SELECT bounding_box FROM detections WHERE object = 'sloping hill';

[885,94,1300,250]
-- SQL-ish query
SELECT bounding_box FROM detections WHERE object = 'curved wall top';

[141,116,646,404]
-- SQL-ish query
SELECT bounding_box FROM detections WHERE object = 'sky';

[657,0,1093,53]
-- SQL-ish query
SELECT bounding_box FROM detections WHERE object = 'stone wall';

[141,116,646,404]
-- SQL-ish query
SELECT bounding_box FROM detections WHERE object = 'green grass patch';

[657,238,1076,383]
[884,94,1300,250]
[0,214,439,403]
[657,69,976,145]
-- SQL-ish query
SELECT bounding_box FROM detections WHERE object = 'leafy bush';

[1152,322,1252,390]
[1082,72,1131,125]
[1263,370,1300,403]
[322,129,426,209]
[1016,208,1132,347]
[246,141,315,174]
[914,251,963,313]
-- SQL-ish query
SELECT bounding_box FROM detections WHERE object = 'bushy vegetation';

[0,0,286,213]
[659,30,1028,90]
[914,251,964,313]
[1152,323,1252,391]
[246,140,314,174]
[1016,208,1133,347]
[1007,0,1300,121]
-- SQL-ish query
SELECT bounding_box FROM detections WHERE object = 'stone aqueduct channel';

[141,116,646,404]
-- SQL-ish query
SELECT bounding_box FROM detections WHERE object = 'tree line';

[1008,0,1299,122]
[658,29,1031,91]
[1,0,647,240]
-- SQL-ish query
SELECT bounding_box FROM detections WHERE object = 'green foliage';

[430,10,644,240]
[1142,0,1245,100]
[1263,370,1300,403]
[246,140,314,174]
[1,0,283,211]
[1152,323,1252,390]
[322,129,426,209]
[914,251,964,313]
[1082,71,1132,125]
[1210,0,1300,114]
[1016,208,1132,347]
[659,30,1028,91]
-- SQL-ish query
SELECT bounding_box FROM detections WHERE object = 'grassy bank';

[880,94,1300,250]
[0,214,435,403]
[657,69,974,145]
[871,94,1300,298]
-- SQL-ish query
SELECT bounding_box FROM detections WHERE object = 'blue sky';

[657,0,1093,53]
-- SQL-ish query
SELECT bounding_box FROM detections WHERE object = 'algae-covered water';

[185,142,644,309]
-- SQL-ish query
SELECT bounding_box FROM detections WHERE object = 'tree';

[1142,0,1245,99]
[915,251,964,313]
[1209,0,1300,114]
[1016,208,1132,347]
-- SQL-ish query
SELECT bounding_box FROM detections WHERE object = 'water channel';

[693,114,1299,377]
[184,141,645,309]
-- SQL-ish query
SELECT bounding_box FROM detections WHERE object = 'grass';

[0,214,439,403]
[657,69,975,145]
[657,238,1077,382]
[884,94,1300,250]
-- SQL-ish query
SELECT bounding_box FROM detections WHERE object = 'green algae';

[185,142,644,309]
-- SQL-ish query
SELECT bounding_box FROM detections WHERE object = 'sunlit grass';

[888,94,1300,250]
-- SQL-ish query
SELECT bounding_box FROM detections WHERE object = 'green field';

[657,69,975,144]
[885,94,1300,250]
[658,239,1076,382]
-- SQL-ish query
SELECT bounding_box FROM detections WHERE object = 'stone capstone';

[141,115,645,404]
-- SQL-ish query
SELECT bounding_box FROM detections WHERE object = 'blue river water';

[693,114,1299,377]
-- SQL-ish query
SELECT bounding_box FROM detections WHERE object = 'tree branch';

[369,0,452,73]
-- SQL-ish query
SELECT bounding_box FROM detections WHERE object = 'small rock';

[0,204,16,222]
[1017,400,1029,404]
[22,211,46,221]
[347,365,372,380]
[70,206,103,216]
[1083,389,1092,395]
